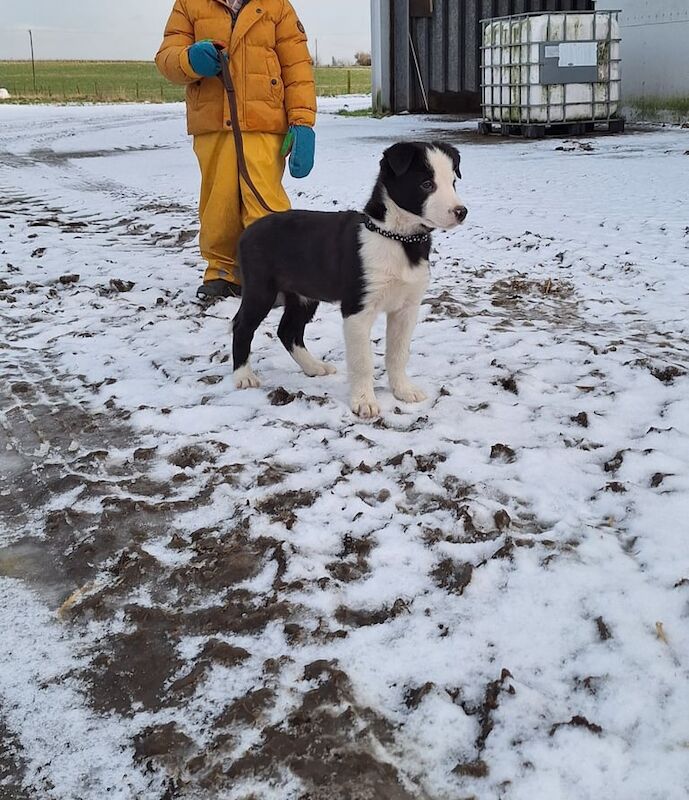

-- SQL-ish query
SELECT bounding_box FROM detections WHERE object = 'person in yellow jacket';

[156,0,317,301]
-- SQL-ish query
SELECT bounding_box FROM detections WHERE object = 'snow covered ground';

[1,98,688,800]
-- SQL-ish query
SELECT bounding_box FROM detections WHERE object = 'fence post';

[136,81,140,100]
[347,70,352,94]
[160,85,164,102]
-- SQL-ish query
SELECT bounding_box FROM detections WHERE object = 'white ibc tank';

[481,12,621,125]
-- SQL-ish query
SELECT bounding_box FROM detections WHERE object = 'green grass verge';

[626,95,689,124]
[0,61,370,104]
[336,108,373,117]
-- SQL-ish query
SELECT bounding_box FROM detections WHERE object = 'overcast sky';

[0,0,371,62]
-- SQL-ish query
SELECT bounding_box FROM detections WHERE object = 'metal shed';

[596,0,689,106]
[371,0,596,115]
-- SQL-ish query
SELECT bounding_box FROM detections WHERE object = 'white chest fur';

[359,228,430,314]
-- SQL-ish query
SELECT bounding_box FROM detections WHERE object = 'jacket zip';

[232,1,248,21]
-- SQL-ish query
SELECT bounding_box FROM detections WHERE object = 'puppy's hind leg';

[278,294,337,377]
[232,286,278,389]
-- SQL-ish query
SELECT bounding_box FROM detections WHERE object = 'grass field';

[0,61,371,103]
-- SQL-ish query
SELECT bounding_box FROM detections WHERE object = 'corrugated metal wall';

[597,0,689,100]
[388,0,595,113]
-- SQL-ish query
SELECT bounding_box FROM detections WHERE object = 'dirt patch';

[255,489,317,529]
[452,669,515,778]
[134,722,194,761]
[491,277,575,303]
[169,445,215,469]
[496,375,519,395]
[213,687,275,730]
[423,288,469,320]
[108,278,135,293]
[630,358,686,385]
[650,365,685,384]
[549,715,602,737]
[404,682,435,710]
[328,534,373,583]
[494,510,512,531]
[256,462,297,487]
[414,452,448,473]
[488,275,578,326]
[85,608,183,714]
[595,616,613,641]
[268,386,297,406]
[0,714,29,800]
[210,661,417,800]
[81,577,290,717]
[453,760,489,779]
[0,369,181,604]
[170,527,270,594]
[432,559,474,595]
[490,444,517,463]
[335,598,409,628]
[604,450,625,473]
[604,482,627,494]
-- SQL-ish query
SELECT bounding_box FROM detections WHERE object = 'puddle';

[0,538,71,608]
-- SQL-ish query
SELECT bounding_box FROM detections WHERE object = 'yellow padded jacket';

[156,0,316,136]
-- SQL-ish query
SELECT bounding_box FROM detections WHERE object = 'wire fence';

[0,63,371,103]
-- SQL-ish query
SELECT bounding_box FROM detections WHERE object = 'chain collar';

[363,216,431,244]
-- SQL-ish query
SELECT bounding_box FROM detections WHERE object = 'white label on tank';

[558,42,597,68]
[545,45,560,59]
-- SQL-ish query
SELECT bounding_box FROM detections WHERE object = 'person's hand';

[282,125,315,179]
[187,41,222,77]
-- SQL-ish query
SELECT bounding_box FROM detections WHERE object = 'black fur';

[232,210,367,372]
[232,140,461,375]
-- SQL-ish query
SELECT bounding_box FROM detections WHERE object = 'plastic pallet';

[478,118,625,138]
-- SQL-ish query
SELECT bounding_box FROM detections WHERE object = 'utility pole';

[28,29,36,94]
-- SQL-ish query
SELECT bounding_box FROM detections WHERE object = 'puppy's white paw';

[303,360,338,378]
[392,382,428,403]
[291,347,337,378]
[234,366,261,389]
[351,394,380,418]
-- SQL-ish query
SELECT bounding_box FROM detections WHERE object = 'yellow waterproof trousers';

[193,131,291,285]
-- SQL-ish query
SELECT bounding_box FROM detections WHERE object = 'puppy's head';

[380,141,467,230]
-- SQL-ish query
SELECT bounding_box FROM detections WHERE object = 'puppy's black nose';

[453,206,468,223]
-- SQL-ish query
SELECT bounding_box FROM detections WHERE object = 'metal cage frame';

[480,10,622,128]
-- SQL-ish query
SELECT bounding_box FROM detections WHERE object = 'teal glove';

[188,41,222,77]
[281,125,315,179]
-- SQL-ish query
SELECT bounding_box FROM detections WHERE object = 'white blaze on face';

[422,147,464,229]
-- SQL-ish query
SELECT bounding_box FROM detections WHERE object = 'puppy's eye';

[421,180,435,191]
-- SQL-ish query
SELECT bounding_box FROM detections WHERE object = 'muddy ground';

[1,104,688,800]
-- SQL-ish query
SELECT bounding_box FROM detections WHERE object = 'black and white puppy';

[233,140,467,417]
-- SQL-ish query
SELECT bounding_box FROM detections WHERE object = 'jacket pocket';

[187,80,202,110]
[267,52,284,105]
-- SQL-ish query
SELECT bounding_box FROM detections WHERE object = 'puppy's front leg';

[386,303,427,403]
[344,311,379,418]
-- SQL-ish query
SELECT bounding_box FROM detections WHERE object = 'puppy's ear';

[432,142,462,179]
[383,142,418,176]
[454,151,462,180]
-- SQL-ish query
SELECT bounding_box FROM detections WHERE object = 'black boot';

[196,279,242,302]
